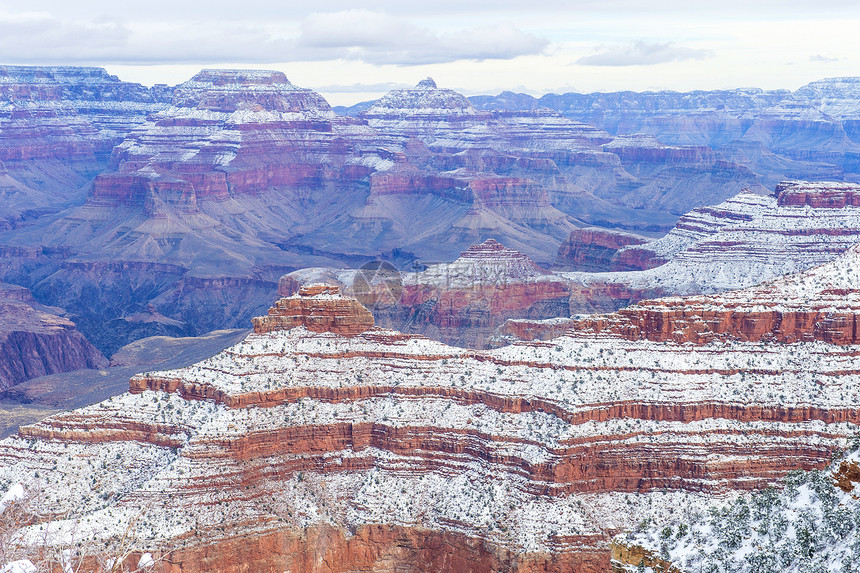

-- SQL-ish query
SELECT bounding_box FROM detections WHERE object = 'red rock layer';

[568,300,860,345]
[556,228,651,271]
[0,284,107,390]
[252,285,374,336]
[400,281,568,318]
[117,367,856,494]
[775,180,860,207]
[5,284,859,572]
[157,525,608,573]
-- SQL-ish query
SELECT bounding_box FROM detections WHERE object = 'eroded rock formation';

[252,284,374,336]
[0,283,107,390]
[0,66,170,229]
[555,228,651,271]
[2,273,859,571]
[567,242,860,345]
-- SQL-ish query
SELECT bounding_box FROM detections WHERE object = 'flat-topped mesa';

[171,69,333,113]
[602,134,714,165]
[0,65,164,103]
[775,180,860,207]
[252,284,374,336]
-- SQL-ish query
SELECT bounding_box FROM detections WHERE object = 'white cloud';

[0,13,129,61]
[577,40,712,66]
[296,10,548,65]
[311,82,413,93]
[0,8,546,66]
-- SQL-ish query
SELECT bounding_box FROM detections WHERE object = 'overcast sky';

[1,1,858,105]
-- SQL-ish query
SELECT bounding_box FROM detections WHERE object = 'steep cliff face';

[567,243,860,346]
[252,284,374,336]
[556,228,651,271]
[0,283,106,391]
[774,179,860,206]
[1,282,858,571]
[0,66,170,229]
[569,180,860,300]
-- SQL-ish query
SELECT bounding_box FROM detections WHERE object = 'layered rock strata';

[252,284,373,336]
[555,228,651,271]
[1,282,858,571]
[0,69,372,353]
[0,283,107,390]
[471,78,860,205]
[281,240,576,348]
[567,242,860,346]
[0,66,170,228]
[558,181,860,306]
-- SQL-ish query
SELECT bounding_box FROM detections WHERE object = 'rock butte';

[2,255,860,571]
[252,284,374,337]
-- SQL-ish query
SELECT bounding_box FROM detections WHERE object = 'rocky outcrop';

[775,179,860,207]
[2,280,859,571]
[610,542,682,573]
[252,284,374,336]
[597,181,860,297]
[556,228,651,271]
[499,179,860,346]
[0,283,107,390]
[567,242,860,345]
[833,459,860,493]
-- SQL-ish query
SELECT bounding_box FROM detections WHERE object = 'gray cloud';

[296,10,547,65]
[577,41,712,67]
[11,0,860,21]
[0,13,130,61]
[0,9,546,66]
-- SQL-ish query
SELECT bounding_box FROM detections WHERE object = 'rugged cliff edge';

[508,239,860,346]
[0,283,106,391]
[0,279,858,571]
